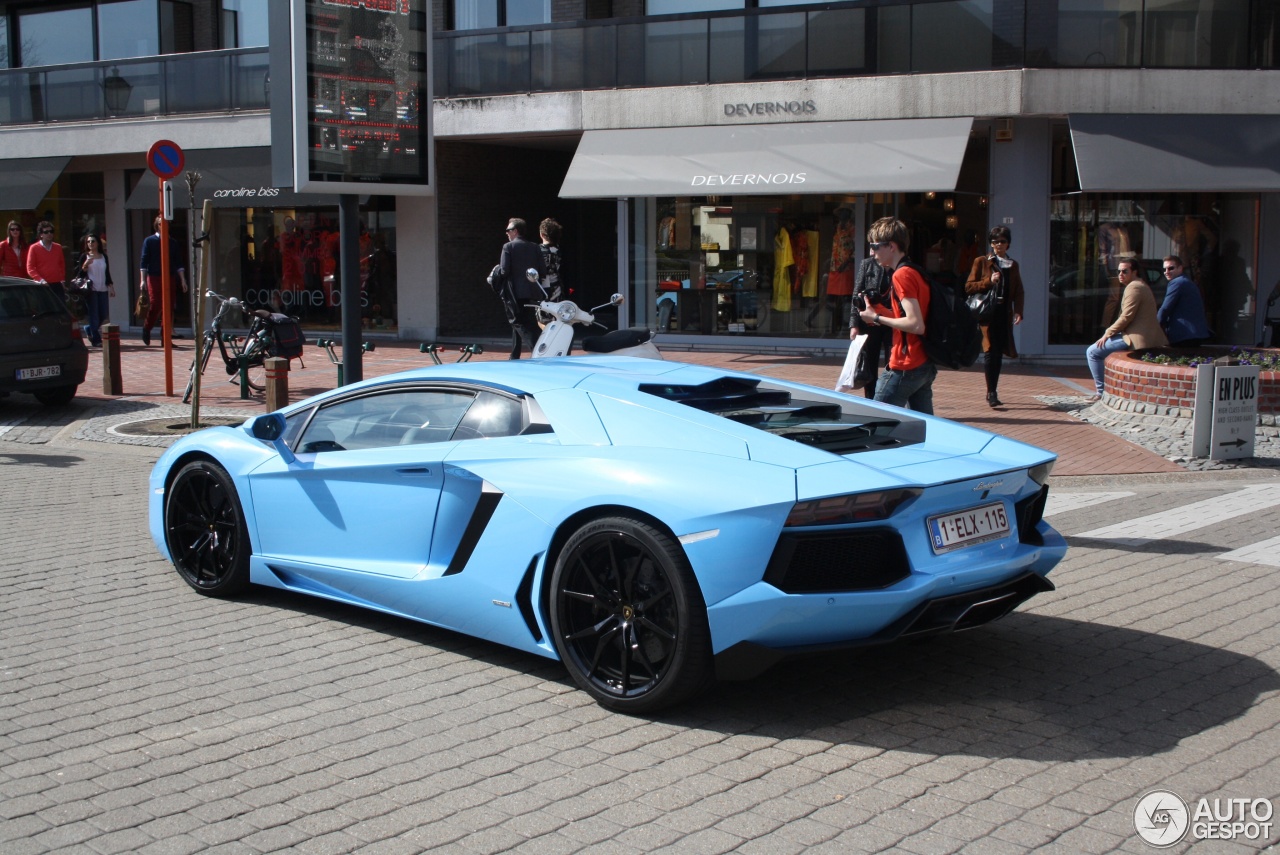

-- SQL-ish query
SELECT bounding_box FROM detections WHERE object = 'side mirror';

[526,268,540,282]
[251,412,285,440]
[250,412,295,464]
[610,293,624,306]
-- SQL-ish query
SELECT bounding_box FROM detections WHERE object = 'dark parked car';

[0,277,88,406]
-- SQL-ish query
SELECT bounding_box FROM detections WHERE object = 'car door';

[248,387,478,579]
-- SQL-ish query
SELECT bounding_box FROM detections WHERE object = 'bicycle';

[182,290,274,403]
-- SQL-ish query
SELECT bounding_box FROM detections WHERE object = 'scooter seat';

[581,329,653,354]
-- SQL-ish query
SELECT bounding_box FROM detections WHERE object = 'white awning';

[559,118,975,198]
[1069,114,1280,192]
[0,156,71,210]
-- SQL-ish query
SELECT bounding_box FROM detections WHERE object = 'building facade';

[2,0,1279,360]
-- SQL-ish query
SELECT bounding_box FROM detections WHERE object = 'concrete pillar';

[395,194,439,341]
[987,118,1052,358]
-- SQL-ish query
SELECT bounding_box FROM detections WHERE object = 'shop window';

[629,135,990,340]
[0,16,9,69]
[1048,193,1257,346]
[209,202,399,333]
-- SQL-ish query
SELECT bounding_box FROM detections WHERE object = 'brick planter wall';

[1104,351,1280,416]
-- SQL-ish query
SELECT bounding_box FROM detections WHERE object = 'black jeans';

[984,305,1009,395]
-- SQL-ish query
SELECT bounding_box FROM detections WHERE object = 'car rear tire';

[33,385,77,406]
[549,516,712,713]
[165,461,251,596]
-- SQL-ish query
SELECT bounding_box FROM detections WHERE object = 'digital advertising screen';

[290,0,432,195]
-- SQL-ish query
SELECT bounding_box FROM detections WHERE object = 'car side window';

[452,391,525,441]
[297,389,477,453]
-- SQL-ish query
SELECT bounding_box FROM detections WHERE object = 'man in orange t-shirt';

[856,217,937,414]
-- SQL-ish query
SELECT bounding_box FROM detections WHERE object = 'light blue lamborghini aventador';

[149,356,1065,712]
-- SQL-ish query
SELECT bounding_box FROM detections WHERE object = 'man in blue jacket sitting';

[1157,255,1211,347]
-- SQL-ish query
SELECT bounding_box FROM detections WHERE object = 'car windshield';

[0,285,63,320]
[639,377,925,453]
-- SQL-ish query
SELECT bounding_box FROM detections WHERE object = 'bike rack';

[418,343,483,365]
[224,332,258,400]
[317,339,375,386]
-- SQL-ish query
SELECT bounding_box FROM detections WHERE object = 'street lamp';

[103,66,132,115]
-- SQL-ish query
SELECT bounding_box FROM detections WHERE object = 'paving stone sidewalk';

[2,442,1278,854]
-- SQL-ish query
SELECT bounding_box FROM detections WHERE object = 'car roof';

[331,356,732,397]
[0,277,45,288]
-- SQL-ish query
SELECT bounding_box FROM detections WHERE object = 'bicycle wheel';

[182,336,216,403]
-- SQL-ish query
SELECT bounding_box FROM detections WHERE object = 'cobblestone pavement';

[1069,400,1280,472]
[2,428,1279,852]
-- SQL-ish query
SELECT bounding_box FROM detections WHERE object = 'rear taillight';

[71,325,83,339]
[785,488,921,527]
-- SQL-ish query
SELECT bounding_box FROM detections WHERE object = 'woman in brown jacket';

[965,226,1024,407]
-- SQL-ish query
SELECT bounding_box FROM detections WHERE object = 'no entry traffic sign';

[147,140,185,180]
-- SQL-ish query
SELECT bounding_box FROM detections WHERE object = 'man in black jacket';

[499,218,546,359]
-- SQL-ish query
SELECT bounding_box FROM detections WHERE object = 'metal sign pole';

[159,181,173,396]
[186,174,203,428]
[339,193,362,386]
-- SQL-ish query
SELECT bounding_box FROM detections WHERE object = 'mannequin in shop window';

[790,221,809,302]
[772,222,794,312]
[809,206,854,334]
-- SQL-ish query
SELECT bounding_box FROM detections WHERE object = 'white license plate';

[928,502,1010,552]
[16,365,60,381]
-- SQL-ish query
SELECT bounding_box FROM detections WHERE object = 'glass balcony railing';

[0,47,269,126]
[1,0,1276,127]
[433,0,1277,98]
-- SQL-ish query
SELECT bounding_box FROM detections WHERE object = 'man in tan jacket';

[1085,259,1168,398]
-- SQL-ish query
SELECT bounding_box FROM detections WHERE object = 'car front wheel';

[550,517,712,713]
[165,461,251,596]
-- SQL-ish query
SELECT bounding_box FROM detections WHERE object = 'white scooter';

[525,269,662,360]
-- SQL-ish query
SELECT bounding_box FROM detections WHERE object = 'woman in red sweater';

[1,221,31,279]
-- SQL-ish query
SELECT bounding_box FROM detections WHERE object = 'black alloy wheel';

[165,461,251,596]
[550,517,712,713]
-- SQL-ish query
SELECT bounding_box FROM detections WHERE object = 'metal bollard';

[264,356,289,411]
[101,324,123,395]
[419,343,444,365]
[318,339,374,386]
[419,343,483,365]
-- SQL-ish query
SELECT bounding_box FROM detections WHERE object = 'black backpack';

[891,260,982,370]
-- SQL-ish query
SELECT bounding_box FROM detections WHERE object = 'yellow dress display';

[773,226,794,312]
